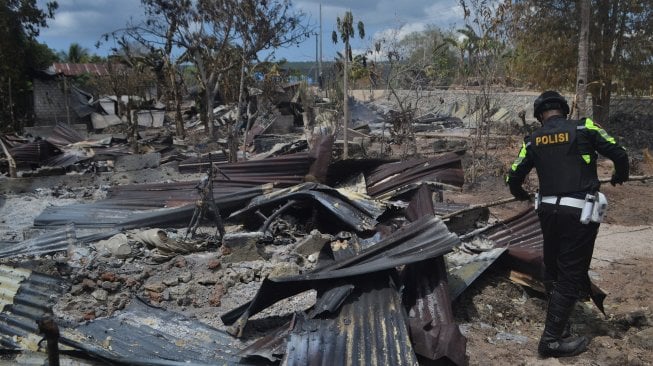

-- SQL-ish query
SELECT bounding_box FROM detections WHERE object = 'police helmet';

[533,91,570,121]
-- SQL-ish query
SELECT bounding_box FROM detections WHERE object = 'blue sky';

[37,0,465,62]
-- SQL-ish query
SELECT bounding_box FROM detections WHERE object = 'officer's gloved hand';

[610,173,628,186]
[511,186,531,201]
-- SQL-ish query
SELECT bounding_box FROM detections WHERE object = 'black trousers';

[537,203,600,300]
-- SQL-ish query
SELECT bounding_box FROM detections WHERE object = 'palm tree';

[60,43,90,63]
[332,11,365,159]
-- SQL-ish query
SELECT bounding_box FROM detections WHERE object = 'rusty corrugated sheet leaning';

[402,184,468,366]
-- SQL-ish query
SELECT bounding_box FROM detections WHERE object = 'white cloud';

[373,23,428,44]
[44,10,104,36]
[424,2,465,27]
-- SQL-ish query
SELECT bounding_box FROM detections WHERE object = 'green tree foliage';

[399,26,458,86]
[505,0,653,122]
[0,0,58,130]
[58,42,91,63]
[332,11,365,61]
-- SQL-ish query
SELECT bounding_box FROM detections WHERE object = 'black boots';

[538,291,589,358]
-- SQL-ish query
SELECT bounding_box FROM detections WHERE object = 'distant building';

[32,63,109,126]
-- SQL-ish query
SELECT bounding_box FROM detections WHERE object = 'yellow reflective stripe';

[511,142,527,171]
[581,154,591,164]
[585,118,616,144]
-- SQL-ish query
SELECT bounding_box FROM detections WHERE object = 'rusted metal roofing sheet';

[283,275,419,366]
[402,258,468,366]
[0,265,67,351]
[50,63,109,77]
[8,140,61,166]
[403,184,468,366]
[306,133,334,183]
[222,215,459,336]
[177,153,229,174]
[178,152,312,185]
[480,207,546,278]
[60,298,245,365]
[484,207,543,250]
[34,184,273,228]
[366,153,465,197]
[107,181,275,208]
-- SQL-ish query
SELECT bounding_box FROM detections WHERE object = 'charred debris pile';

[0,95,600,365]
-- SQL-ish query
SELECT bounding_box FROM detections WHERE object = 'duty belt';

[540,196,585,209]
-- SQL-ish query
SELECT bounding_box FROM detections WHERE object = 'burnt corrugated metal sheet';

[107,181,275,208]
[366,153,465,197]
[0,225,76,258]
[0,134,28,148]
[0,265,67,351]
[484,208,543,250]
[222,215,459,336]
[229,183,385,233]
[283,275,418,366]
[34,184,273,228]
[402,258,468,366]
[34,202,179,228]
[179,152,312,185]
[239,323,292,363]
[46,123,86,148]
[60,298,246,365]
[403,184,468,366]
[482,208,546,277]
[177,153,230,174]
[306,133,334,183]
[8,140,61,166]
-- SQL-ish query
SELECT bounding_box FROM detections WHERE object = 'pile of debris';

[0,123,610,366]
[1,84,618,365]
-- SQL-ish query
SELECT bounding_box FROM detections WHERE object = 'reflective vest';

[528,117,599,195]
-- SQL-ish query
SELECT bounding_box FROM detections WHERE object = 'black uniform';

[507,116,629,299]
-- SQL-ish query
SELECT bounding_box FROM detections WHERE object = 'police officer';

[506,91,629,358]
